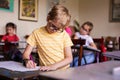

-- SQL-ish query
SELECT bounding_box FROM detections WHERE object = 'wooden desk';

[103,51,120,60]
[72,45,101,52]
[1,61,120,80]
[39,61,120,80]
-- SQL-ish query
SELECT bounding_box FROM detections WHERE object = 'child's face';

[80,24,91,35]
[46,20,63,34]
[6,26,15,34]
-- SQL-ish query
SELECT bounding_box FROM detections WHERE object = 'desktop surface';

[103,51,120,59]
[1,61,120,80]
[40,61,120,80]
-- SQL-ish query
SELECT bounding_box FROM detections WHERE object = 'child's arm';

[73,32,79,39]
[90,42,97,49]
[23,44,36,68]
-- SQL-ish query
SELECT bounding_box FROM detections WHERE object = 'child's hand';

[26,60,37,68]
[40,65,57,71]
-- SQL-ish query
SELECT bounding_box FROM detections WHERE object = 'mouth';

[46,27,55,34]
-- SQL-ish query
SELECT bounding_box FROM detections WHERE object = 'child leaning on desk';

[1,22,22,62]
[23,4,73,71]
[71,21,97,67]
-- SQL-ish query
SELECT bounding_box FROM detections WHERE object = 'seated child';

[1,22,22,62]
[71,21,97,67]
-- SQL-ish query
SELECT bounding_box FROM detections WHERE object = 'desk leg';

[78,46,83,66]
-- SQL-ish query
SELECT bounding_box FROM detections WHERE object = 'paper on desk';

[113,67,120,75]
[0,61,40,72]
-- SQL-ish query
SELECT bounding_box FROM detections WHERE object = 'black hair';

[5,22,17,34]
[81,21,93,32]
[6,22,16,29]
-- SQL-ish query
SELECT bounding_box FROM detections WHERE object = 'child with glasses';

[71,21,97,67]
[23,5,73,71]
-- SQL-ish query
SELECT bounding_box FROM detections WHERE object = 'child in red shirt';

[1,22,19,51]
[1,22,22,62]
[1,22,19,42]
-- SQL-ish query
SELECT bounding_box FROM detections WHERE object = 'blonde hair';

[47,5,71,29]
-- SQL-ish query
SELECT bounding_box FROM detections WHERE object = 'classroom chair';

[71,38,86,66]
[93,37,106,62]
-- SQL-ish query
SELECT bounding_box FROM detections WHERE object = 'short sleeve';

[64,31,73,47]
[26,31,37,47]
[75,32,81,38]
[87,36,94,44]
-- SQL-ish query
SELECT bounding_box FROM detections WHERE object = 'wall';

[0,0,120,40]
[0,0,80,40]
[0,0,47,40]
[60,0,80,25]
[79,0,120,38]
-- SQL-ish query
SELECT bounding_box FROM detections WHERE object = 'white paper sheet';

[0,61,40,72]
[113,67,120,75]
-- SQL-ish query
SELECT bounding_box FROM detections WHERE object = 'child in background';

[1,22,22,62]
[1,22,19,42]
[71,21,97,66]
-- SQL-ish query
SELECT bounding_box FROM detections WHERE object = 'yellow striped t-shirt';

[27,26,73,69]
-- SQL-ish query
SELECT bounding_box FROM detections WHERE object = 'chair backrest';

[93,37,105,62]
[93,37,104,50]
[71,38,85,66]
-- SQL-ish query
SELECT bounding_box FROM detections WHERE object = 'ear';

[47,15,50,22]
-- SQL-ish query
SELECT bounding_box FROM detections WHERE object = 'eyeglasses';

[49,22,63,32]
[50,23,59,31]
